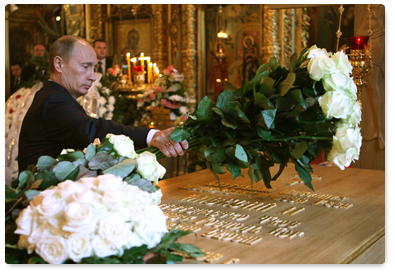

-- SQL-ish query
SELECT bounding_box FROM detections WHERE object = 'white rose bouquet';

[14,174,168,264]
[146,45,362,191]
[6,134,204,263]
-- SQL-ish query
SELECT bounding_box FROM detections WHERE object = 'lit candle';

[147,57,151,84]
[126,52,131,83]
[140,53,145,70]
[148,62,153,84]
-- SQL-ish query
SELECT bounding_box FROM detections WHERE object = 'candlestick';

[148,60,152,84]
[126,53,131,84]
[140,53,145,70]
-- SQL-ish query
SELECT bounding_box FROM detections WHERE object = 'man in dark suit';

[18,35,188,173]
[93,39,113,74]
[10,61,23,94]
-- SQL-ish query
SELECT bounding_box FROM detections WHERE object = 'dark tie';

[97,61,103,73]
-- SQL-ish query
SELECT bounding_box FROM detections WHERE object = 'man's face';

[11,65,22,77]
[34,45,46,57]
[60,41,97,99]
[93,41,107,60]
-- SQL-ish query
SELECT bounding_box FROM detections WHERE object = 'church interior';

[4,4,386,265]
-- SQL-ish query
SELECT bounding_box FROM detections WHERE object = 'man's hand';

[150,127,189,157]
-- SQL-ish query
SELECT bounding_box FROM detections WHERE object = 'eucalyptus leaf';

[260,109,277,130]
[103,158,136,178]
[88,152,118,170]
[85,144,96,161]
[53,161,77,181]
[36,156,57,171]
[129,178,158,193]
[18,170,32,189]
[25,190,41,201]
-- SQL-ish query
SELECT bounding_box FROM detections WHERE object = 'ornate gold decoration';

[181,4,198,112]
[152,4,168,72]
[85,4,105,43]
[168,4,181,68]
[262,5,281,64]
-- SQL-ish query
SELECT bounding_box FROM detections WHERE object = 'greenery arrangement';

[164,45,362,191]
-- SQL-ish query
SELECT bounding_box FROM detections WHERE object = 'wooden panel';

[157,164,385,264]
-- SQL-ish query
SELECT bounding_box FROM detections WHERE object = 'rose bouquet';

[155,45,360,191]
[5,133,204,263]
[97,65,123,120]
[136,65,189,125]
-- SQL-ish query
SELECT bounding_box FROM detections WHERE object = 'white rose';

[150,188,163,205]
[136,151,166,183]
[63,201,95,233]
[98,212,132,250]
[345,101,362,126]
[328,124,362,170]
[95,174,124,203]
[322,71,353,92]
[32,189,65,218]
[92,235,119,258]
[307,55,336,81]
[27,224,52,249]
[307,45,330,59]
[106,133,137,159]
[67,233,93,263]
[57,180,82,201]
[331,50,353,75]
[318,90,354,120]
[14,206,34,236]
[108,104,115,111]
[98,107,107,117]
[108,96,116,104]
[98,96,107,106]
[134,205,168,248]
[35,235,68,264]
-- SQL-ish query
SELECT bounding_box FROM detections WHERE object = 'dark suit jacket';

[105,57,113,71]
[18,81,150,172]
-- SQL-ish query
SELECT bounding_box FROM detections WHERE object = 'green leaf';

[254,91,275,109]
[196,96,214,120]
[85,144,96,161]
[36,156,57,171]
[88,152,118,170]
[279,72,295,96]
[5,186,19,202]
[34,170,58,190]
[294,161,313,190]
[25,190,41,201]
[18,170,33,189]
[52,161,77,181]
[259,75,276,97]
[103,158,136,178]
[260,109,277,130]
[235,144,248,163]
[170,128,191,142]
[216,89,235,111]
[255,63,269,77]
[269,56,278,71]
[129,179,158,193]
[57,150,85,162]
[289,52,298,72]
[291,141,308,159]
[226,160,243,179]
[257,126,271,140]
